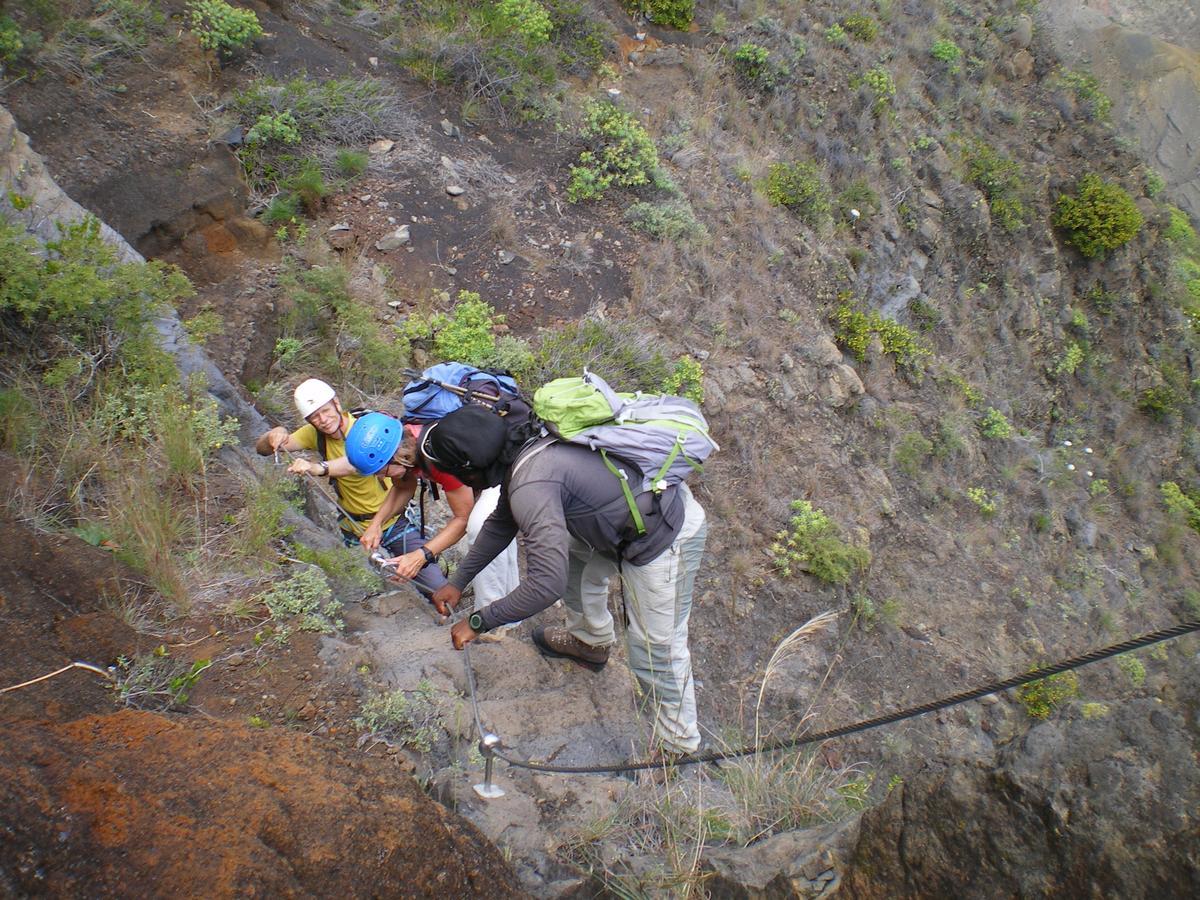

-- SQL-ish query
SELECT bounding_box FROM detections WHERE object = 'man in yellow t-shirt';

[255,378,401,545]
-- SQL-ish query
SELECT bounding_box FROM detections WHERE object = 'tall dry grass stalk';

[754,609,838,746]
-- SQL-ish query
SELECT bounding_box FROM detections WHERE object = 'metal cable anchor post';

[473,733,505,800]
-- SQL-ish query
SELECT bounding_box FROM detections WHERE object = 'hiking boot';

[531,625,610,671]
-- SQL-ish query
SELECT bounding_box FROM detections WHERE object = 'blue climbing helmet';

[345,412,403,475]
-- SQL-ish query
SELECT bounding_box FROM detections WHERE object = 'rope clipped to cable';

[467,619,1200,776]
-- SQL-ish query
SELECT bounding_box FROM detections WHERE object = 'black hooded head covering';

[420,404,533,488]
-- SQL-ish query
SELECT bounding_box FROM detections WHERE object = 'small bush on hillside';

[622,0,693,30]
[246,111,301,146]
[930,38,962,72]
[831,305,929,373]
[427,291,503,365]
[356,681,441,751]
[187,0,262,56]
[732,42,784,93]
[853,66,895,113]
[335,149,368,177]
[765,161,831,225]
[259,566,343,643]
[841,14,878,42]
[495,0,553,45]
[824,23,848,46]
[624,200,704,243]
[1161,481,1200,533]
[1053,174,1143,258]
[771,499,870,585]
[1017,671,1078,719]
[567,101,661,202]
[663,355,704,405]
[977,407,1013,439]
[0,15,24,65]
[527,319,669,389]
[1054,68,1111,121]
[115,652,211,711]
[963,140,1026,232]
[1164,206,1198,250]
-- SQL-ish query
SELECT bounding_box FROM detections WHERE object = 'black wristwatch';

[468,612,489,633]
[421,546,438,565]
[318,461,329,477]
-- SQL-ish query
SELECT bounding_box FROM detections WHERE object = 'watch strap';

[421,546,437,565]
[468,612,489,633]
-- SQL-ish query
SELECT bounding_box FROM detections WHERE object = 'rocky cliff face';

[842,673,1200,897]
[1040,1,1200,219]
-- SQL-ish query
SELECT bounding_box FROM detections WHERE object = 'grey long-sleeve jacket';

[449,440,686,630]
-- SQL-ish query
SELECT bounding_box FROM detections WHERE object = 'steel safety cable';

[468,618,1200,776]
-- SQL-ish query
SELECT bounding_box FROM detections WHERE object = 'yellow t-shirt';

[291,412,399,529]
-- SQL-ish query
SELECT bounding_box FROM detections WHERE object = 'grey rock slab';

[375,225,411,250]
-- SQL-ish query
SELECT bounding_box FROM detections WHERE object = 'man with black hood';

[426,404,708,756]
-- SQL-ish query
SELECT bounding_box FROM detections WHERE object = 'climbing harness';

[461,618,1200,779]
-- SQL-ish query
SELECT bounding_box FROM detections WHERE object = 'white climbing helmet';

[293,378,336,419]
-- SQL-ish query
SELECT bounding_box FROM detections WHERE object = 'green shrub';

[262,193,300,226]
[966,486,997,516]
[930,38,962,71]
[1140,383,1185,420]
[831,305,929,372]
[963,140,1026,232]
[1017,671,1078,719]
[115,651,211,711]
[495,0,553,45]
[259,566,344,643]
[663,355,704,404]
[732,42,783,93]
[285,158,327,213]
[1161,481,1200,533]
[187,0,262,56]
[356,681,440,751]
[1164,206,1198,250]
[841,14,878,42]
[1118,655,1146,687]
[824,23,848,45]
[837,179,880,222]
[1054,68,1111,121]
[567,101,661,202]
[335,149,368,177]
[0,15,25,64]
[246,111,301,146]
[624,200,704,242]
[771,499,870,585]
[1053,174,1143,258]
[622,0,693,30]
[894,431,932,477]
[977,407,1013,439]
[854,66,895,112]
[764,161,831,225]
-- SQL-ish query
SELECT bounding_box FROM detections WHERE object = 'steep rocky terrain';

[1,0,1198,896]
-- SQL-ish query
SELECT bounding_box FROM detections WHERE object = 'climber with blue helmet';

[346,412,475,596]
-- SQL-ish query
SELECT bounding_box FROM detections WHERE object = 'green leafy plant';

[841,14,878,42]
[114,650,211,711]
[963,140,1026,232]
[1160,481,1200,533]
[966,486,997,517]
[335,149,368,177]
[831,305,929,372]
[567,101,661,202]
[356,680,441,751]
[495,0,553,45]
[621,0,693,30]
[977,407,1013,439]
[1017,671,1078,719]
[663,355,704,404]
[401,290,503,366]
[824,23,848,45]
[854,66,895,113]
[930,38,962,72]
[187,0,262,56]
[771,499,870,585]
[0,15,25,64]
[1054,68,1111,121]
[1054,341,1085,376]
[258,566,344,643]
[1117,655,1146,687]
[732,42,783,93]
[624,200,704,243]
[246,111,302,146]
[1053,174,1143,258]
[764,161,831,225]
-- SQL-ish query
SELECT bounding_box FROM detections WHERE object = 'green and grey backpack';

[532,370,718,534]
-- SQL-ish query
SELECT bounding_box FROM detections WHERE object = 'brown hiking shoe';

[531,625,610,671]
